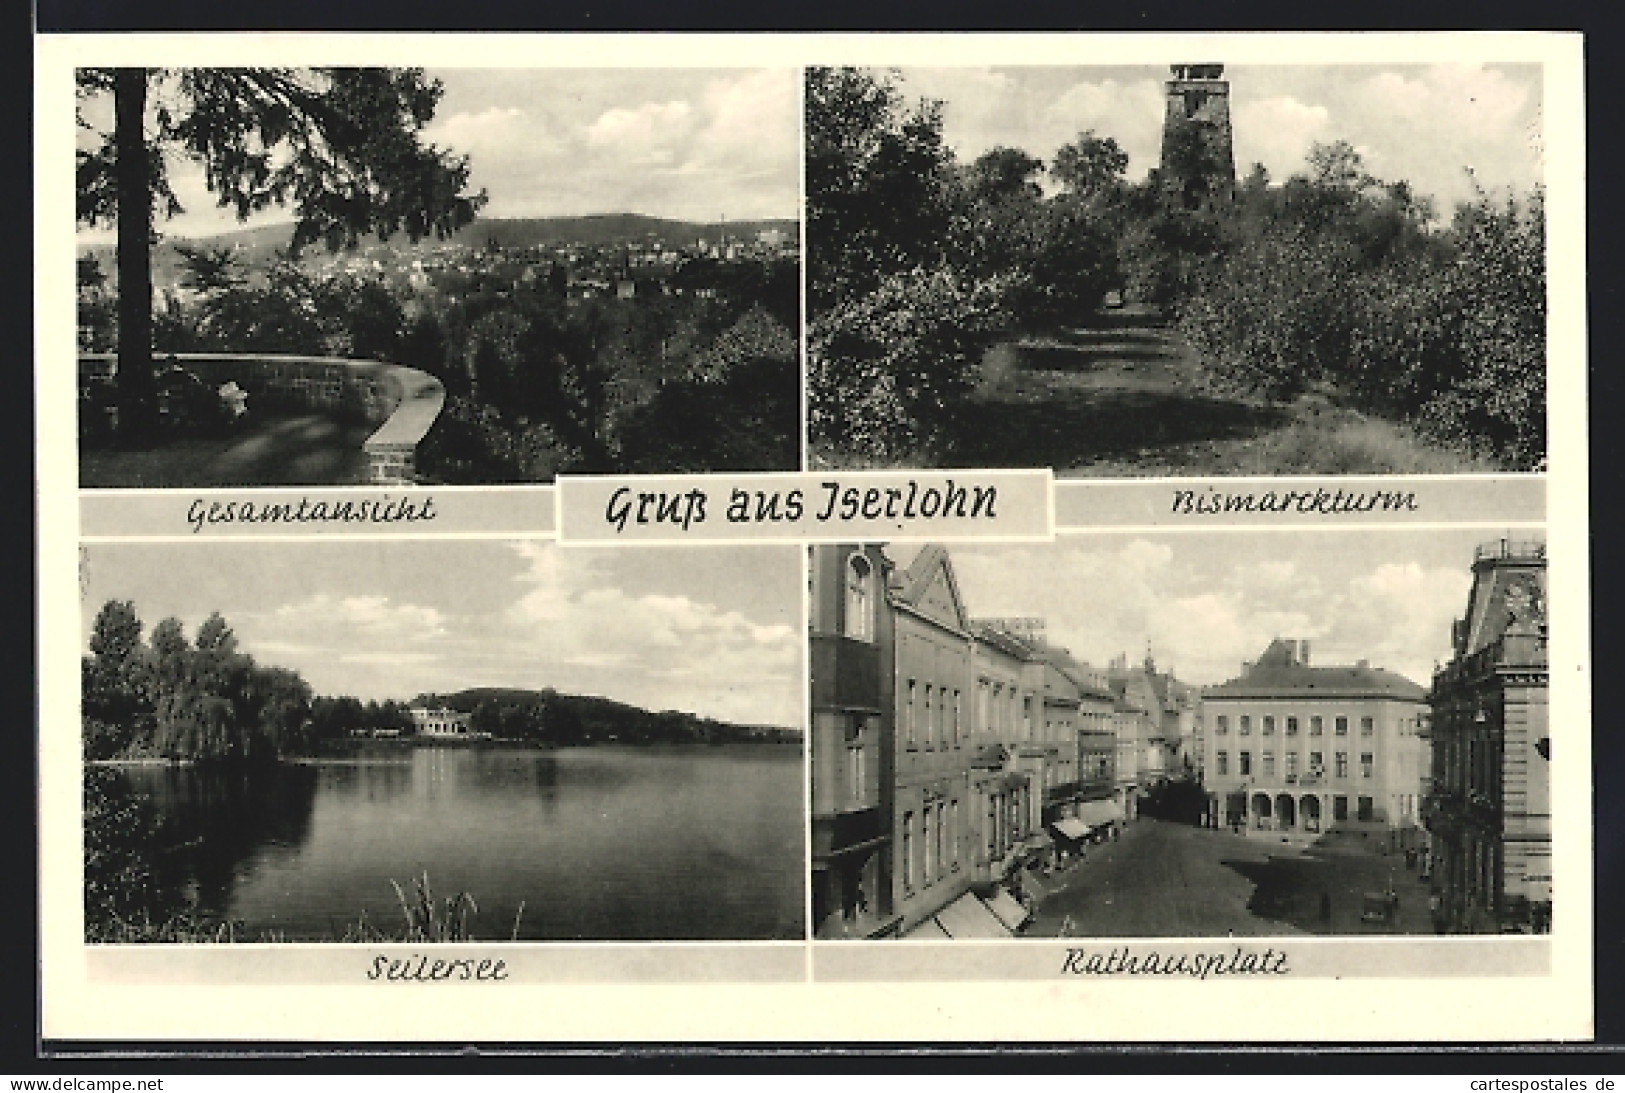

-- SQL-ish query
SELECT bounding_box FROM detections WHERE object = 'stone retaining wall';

[79,353,446,485]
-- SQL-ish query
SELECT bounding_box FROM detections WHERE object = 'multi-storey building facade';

[1203,639,1427,838]
[809,543,898,938]
[1424,538,1551,934]
[890,546,981,935]
[809,543,1144,939]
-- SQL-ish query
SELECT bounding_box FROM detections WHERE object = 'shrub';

[808,267,1011,461]
[1179,186,1545,469]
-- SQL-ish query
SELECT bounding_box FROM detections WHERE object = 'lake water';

[113,744,805,942]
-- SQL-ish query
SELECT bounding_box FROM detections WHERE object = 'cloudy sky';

[78,68,799,241]
[81,540,803,728]
[892,529,1533,689]
[896,63,1543,213]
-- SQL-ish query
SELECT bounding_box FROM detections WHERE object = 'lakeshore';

[92,742,805,943]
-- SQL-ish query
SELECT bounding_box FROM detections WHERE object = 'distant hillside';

[409,686,799,746]
[78,214,797,274]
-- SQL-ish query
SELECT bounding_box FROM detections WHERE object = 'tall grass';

[388,871,479,943]
[87,872,523,944]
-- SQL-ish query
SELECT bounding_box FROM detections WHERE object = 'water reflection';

[100,744,803,942]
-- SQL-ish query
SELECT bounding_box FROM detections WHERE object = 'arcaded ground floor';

[1026,816,1437,938]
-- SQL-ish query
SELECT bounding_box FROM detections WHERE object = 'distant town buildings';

[1202,639,1428,842]
[1424,538,1551,934]
[95,221,799,314]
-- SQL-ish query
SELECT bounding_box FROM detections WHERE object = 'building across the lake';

[410,705,486,740]
[1424,538,1551,934]
[1202,639,1428,840]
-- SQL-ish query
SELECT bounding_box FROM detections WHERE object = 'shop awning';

[985,888,1031,932]
[934,892,1013,939]
[904,917,953,940]
[1077,799,1121,828]
[1051,816,1091,840]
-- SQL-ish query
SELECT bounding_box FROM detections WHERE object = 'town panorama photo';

[76,68,800,488]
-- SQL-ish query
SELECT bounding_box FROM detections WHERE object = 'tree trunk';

[114,68,155,440]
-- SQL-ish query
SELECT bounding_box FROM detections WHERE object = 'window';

[1263,716,1275,736]
[843,554,873,641]
[905,681,917,748]
[1023,697,1033,741]
[1285,752,1299,779]
[1286,716,1299,736]
[1240,716,1252,736]
[950,800,960,868]
[1239,751,1252,776]
[923,807,934,883]
[1357,796,1374,822]
[1333,796,1349,822]
[1309,751,1324,774]
[1360,716,1374,736]
[923,686,934,749]
[1216,751,1229,776]
[1262,751,1275,777]
[1361,752,1374,779]
[901,812,914,890]
[1215,715,1229,735]
[953,691,962,747]
[1310,716,1324,736]
[936,802,946,879]
[1335,716,1349,736]
[847,726,866,803]
[1335,751,1349,779]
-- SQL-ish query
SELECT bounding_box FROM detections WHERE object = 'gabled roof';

[890,543,971,634]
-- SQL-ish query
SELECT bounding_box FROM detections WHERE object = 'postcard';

[36,31,1589,1044]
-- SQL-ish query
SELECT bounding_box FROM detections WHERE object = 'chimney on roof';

[1356,658,1370,671]
[1299,640,1311,665]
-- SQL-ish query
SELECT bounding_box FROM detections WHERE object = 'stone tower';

[1159,63,1235,209]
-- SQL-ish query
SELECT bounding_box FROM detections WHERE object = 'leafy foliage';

[805,66,957,314]
[84,767,185,939]
[806,80,1546,471]
[806,71,1125,461]
[75,66,485,437]
[1178,145,1546,470]
[83,602,316,763]
[810,268,1011,461]
[76,68,483,251]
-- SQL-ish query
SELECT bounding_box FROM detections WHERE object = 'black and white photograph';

[80,540,805,943]
[806,63,1546,476]
[37,31,1588,1047]
[75,67,800,488]
[810,531,1549,940]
